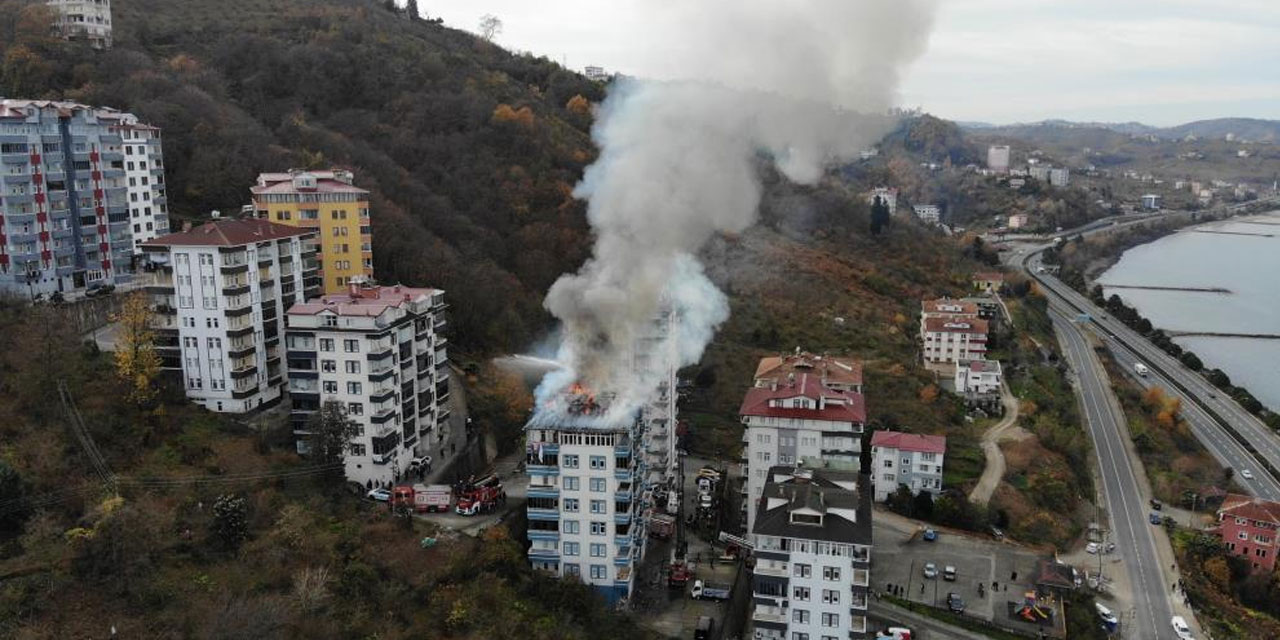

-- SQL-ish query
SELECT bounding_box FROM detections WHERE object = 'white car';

[1241,469,1254,480]
[409,455,432,470]
[366,488,391,502]
[1085,542,1100,554]
[1171,615,1194,640]
[1096,603,1118,626]
[922,562,938,579]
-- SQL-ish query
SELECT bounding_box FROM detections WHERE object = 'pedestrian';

[1011,570,1018,581]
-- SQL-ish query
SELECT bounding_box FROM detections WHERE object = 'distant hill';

[1160,118,1280,143]
[963,117,1280,142]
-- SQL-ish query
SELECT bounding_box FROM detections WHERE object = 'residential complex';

[749,466,873,640]
[140,218,319,413]
[987,145,1010,173]
[1215,494,1280,572]
[47,0,113,48]
[740,351,867,532]
[251,169,373,294]
[912,204,941,225]
[285,281,449,487]
[0,100,163,297]
[870,431,946,502]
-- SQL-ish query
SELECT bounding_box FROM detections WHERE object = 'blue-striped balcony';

[527,507,561,521]
[526,529,560,542]
[613,512,633,525]
[527,485,561,499]
[614,467,635,481]
[527,547,560,559]
[527,463,560,477]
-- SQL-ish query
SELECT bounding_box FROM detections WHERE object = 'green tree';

[405,0,419,19]
[309,399,360,476]
[869,195,891,236]
[1180,351,1203,371]
[211,493,248,551]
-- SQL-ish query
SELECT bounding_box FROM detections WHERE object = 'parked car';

[1241,469,1254,480]
[946,593,965,614]
[1150,499,1163,510]
[943,565,957,581]
[1086,542,1100,554]
[1149,512,1163,525]
[85,282,115,297]
[922,563,938,579]
[1171,615,1194,640]
[1097,603,1119,631]
[922,528,938,542]
[409,455,433,471]
[989,526,1005,541]
[366,488,391,502]
[694,616,714,640]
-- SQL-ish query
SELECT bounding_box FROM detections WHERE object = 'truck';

[415,484,452,513]
[690,579,731,601]
[454,475,504,516]
[650,513,676,540]
[668,561,693,589]
[1135,363,1149,377]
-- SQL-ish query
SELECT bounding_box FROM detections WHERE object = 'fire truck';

[454,474,505,516]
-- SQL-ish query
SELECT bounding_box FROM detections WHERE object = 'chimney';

[348,279,361,299]
[182,220,193,232]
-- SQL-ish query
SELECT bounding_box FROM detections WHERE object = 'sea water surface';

[1098,212,1280,411]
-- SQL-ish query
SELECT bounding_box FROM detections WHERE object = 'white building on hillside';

[140,218,319,413]
[870,431,946,502]
[47,0,112,48]
[285,281,450,487]
[921,316,989,366]
[987,145,1010,173]
[912,204,941,224]
[1048,167,1070,187]
[955,360,1002,397]
[119,116,170,252]
[749,466,873,640]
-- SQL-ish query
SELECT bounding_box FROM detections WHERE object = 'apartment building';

[140,218,318,413]
[634,307,679,489]
[119,117,169,251]
[972,271,1004,294]
[47,0,112,48]
[912,204,941,225]
[987,145,1010,173]
[954,360,1003,397]
[1215,494,1280,572]
[921,317,989,366]
[750,466,873,640]
[251,169,372,294]
[870,431,946,502]
[740,356,867,533]
[285,281,449,487]
[525,396,646,605]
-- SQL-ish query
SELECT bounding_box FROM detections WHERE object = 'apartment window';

[823,566,841,581]
[563,542,579,556]
[205,317,219,328]
[199,253,213,265]
[589,478,606,492]
[590,500,605,514]
[563,498,579,512]
[793,563,811,578]
[350,444,366,456]
[590,543,606,557]
[563,476,579,491]
[590,521,606,535]
[187,377,202,390]
[344,339,359,353]
[589,456,606,470]
[791,635,809,640]
[346,382,362,395]
[322,315,338,327]
[883,459,893,468]
[821,589,840,604]
[183,337,198,348]
[276,211,291,221]
[323,381,338,394]
[793,586,810,601]
[206,337,222,350]
[564,564,580,577]
[202,296,217,309]
[562,520,579,534]
[319,338,335,352]
[562,455,579,469]
[792,610,810,624]
[345,360,361,374]
[347,402,363,416]
[821,613,839,628]
[321,360,337,372]
[179,295,193,309]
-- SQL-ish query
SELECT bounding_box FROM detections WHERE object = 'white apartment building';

[285,281,449,487]
[866,187,897,216]
[1141,194,1162,210]
[634,307,679,489]
[740,354,867,533]
[1048,167,1070,188]
[47,0,112,48]
[584,65,609,82]
[140,218,319,413]
[525,400,645,606]
[1008,213,1030,229]
[117,117,169,252]
[921,316,989,366]
[954,359,1002,397]
[921,298,979,321]
[870,431,946,502]
[987,145,1010,173]
[749,467,873,640]
[912,204,941,225]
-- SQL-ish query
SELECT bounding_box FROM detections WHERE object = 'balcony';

[752,605,787,625]
[753,558,789,578]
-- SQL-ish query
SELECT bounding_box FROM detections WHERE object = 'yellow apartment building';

[251,169,373,294]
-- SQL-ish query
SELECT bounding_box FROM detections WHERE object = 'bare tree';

[479,14,502,41]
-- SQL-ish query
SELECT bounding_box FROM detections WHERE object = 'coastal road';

[1050,304,1180,640]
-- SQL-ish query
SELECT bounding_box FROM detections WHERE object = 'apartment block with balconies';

[285,280,448,487]
[139,217,317,413]
[749,466,873,640]
[47,0,113,48]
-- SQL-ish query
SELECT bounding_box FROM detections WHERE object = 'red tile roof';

[870,430,946,454]
[1219,493,1280,524]
[923,316,989,335]
[141,218,314,247]
[922,298,980,316]
[755,352,863,387]
[973,272,1005,282]
[738,374,866,424]
[288,284,442,318]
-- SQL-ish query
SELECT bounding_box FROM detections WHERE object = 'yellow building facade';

[251,169,373,294]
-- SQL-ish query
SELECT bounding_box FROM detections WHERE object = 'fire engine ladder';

[718,531,753,551]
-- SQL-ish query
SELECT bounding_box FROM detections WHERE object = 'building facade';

[140,218,319,413]
[987,145,1010,173]
[119,117,168,252]
[912,204,941,225]
[1141,194,1162,210]
[251,169,373,294]
[870,431,946,502]
[47,0,112,48]
[921,316,988,366]
[525,401,646,605]
[1215,494,1280,572]
[285,282,449,487]
[955,360,1002,397]
[740,354,867,532]
[749,466,873,640]
[0,100,147,297]
[1048,167,1070,188]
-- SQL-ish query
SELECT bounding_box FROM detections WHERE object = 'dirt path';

[968,382,1028,506]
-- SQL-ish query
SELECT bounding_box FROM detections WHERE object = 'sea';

[1097,211,1280,412]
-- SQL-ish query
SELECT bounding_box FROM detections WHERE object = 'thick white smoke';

[536,0,937,421]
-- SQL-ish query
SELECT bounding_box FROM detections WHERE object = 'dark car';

[947,592,966,614]
[1149,512,1163,525]
[1150,499,1163,511]
[85,282,116,297]
[923,528,938,542]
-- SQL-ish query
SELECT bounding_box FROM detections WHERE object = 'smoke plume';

[536,0,937,422]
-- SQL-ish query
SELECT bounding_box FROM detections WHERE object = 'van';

[1135,363,1149,377]
[694,616,714,640]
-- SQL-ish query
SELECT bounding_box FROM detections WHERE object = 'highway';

[1050,304,1178,640]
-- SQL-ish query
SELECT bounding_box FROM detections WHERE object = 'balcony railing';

[752,605,787,624]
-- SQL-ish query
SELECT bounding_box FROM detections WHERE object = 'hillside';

[964,117,1280,143]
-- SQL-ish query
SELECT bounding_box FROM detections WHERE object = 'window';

[823,566,841,581]
[821,613,839,628]
[792,609,810,624]
[323,381,338,394]
[590,521,606,535]
[589,478,606,492]
[793,586,810,601]
[562,455,579,469]
[564,498,579,512]
[590,565,606,580]
[346,382,362,395]
[590,500,605,514]
[563,542,579,556]
[791,634,809,640]
[205,317,219,328]
[344,339,359,353]
[319,338,335,352]
[793,563,811,578]
[206,337,222,350]
[883,459,893,468]
[821,589,840,604]
[563,476,579,491]
[322,315,338,327]
[347,402,363,415]
[345,360,361,374]
[564,564,580,576]
[588,456,606,470]
[590,543,606,557]
[321,360,337,373]
[562,520,579,534]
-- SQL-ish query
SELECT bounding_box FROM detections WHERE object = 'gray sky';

[425,0,1280,126]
